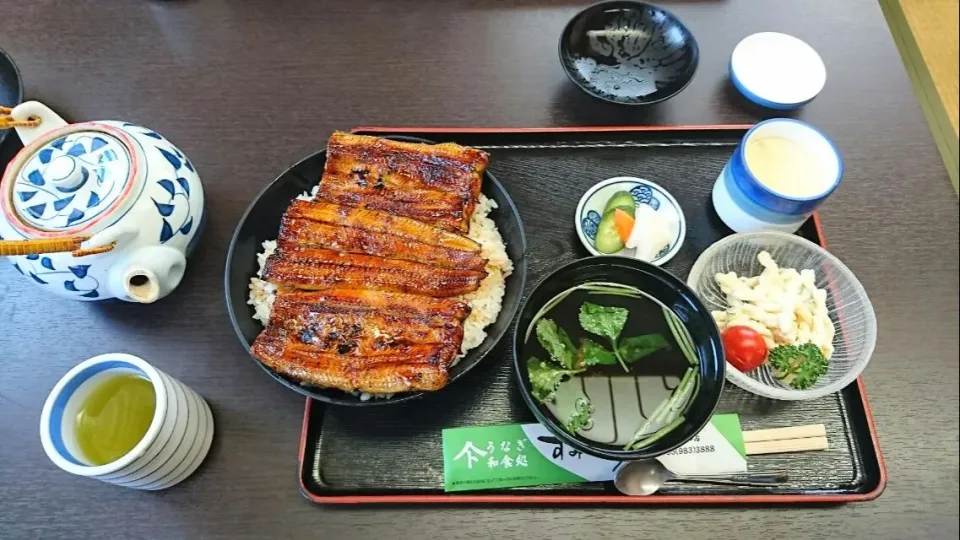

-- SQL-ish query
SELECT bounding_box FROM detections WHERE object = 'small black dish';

[225,136,527,406]
[1,45,24,147]
[512,256,723,460]
[559,1,699,105]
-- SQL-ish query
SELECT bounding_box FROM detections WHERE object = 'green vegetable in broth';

[523,287,701,450]
[663,307,698,366]
[626,415,686,451]
[579,302,630,372]
[578,302,628,340]
[535,319,577,370]
[624,366,697,450]
[578,338,618,366]
[579,334,669,366]
[564,397,593,434]
[618,334,670,363]
[527,357,583,404]
[622,310,701,450]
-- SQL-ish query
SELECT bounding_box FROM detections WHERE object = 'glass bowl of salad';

[687,231,877,400]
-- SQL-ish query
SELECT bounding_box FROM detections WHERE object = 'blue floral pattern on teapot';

[0,102,205,302]
[13,133,129,231]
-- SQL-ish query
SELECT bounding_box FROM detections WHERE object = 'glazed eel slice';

[315,132,489,232]
[284,200,481,253]
[269,288,468,353]
[274,288,471,319]
[252,327,458,393]
[261,241,487,297]
[251,289,470,393]
[279,204,486,270]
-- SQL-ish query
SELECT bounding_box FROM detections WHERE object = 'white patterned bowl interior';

[575,176,686,266]
[687,232,876,400]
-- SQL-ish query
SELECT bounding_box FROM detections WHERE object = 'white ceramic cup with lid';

[39,353,214,490]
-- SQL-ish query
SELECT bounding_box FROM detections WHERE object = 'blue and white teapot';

[0,101,205,302]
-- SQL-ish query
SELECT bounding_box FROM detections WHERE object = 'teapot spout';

[109,246,187,303]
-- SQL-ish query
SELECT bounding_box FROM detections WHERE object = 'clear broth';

[523,286,698,447]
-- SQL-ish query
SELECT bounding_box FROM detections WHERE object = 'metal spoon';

[614,459,789,496]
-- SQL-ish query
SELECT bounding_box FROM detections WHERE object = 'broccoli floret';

[768,342,829,390]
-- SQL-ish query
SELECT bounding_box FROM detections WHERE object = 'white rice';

[248,184,321,324]
[248,241,277,326]
[296,184,321,202]
[454,194,513,362]
[247,191,512,397]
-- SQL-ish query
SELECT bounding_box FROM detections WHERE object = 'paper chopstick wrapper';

[657,413,748,475]
[441,414,748,492]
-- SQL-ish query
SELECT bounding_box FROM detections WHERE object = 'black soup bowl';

[559,1,699,105]
[225,136,527,406]
[512,256,723,460]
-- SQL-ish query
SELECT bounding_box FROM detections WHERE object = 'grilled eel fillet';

[281,200,486,270]
[251,289,470,393]
[262,241,487,297]
[316,132,489,232]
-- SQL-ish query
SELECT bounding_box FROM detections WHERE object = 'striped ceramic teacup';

[39,353,214,490]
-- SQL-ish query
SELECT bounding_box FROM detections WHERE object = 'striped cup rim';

[39,353,169,477]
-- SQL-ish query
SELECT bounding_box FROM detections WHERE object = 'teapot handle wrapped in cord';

[0,105,40,129]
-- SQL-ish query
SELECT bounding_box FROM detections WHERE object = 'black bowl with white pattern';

[559,1,699,105]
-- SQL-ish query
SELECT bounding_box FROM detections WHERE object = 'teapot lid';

[1,124,140,237]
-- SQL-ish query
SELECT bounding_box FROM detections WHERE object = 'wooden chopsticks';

[742,424,828,456]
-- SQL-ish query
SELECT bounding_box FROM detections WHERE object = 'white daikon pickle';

[625,204,676,262]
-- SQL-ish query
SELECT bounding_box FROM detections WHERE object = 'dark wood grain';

[0,1,957,539]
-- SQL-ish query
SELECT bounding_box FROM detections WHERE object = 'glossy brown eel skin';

[279,211,486,270]
[315,132,489,232]
[253,133,492,394]
[274,288,471,320]
[251,289,469,393]
[285,200,481,252]
[261,241,487,297]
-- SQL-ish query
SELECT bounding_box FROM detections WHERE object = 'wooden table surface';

[1,1,957,538]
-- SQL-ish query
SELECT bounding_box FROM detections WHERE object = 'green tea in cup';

[73,373,156,466]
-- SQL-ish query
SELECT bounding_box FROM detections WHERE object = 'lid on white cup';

[730,32,826,109]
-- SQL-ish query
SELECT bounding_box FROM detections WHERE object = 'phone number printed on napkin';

[663,435,716,456]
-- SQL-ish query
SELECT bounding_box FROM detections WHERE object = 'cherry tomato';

[721,326,768,372]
